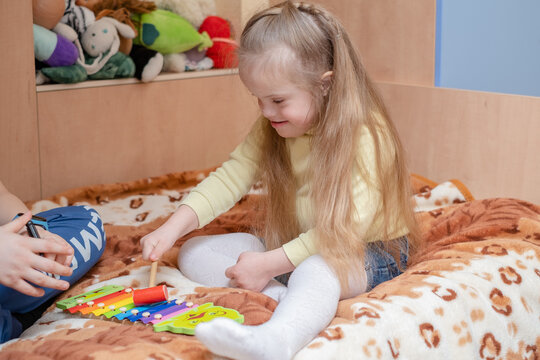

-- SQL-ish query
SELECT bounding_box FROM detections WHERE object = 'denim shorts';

[275,236,409,290]
[364,236,409,291]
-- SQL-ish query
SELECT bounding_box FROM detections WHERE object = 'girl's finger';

[43,253,56,262]
[9,278,45,297]
[57,253,73,267]
[149,238,170,262]
[42,234,74,266]
[23,268,70,292]
[65,253,74,266]
[31,255,73,278]
[225,266,234,279]
[29,238,74,256]
[141,237,155,261]
[2,211,32,233]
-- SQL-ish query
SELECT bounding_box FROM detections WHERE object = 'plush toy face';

[81,20,117,57]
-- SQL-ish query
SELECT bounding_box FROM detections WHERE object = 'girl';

[141,1,419,359]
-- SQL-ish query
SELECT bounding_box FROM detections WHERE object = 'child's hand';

[225,251,274,292]
[0,213,73,297]
[140,227,177,262]
[140,205,199,262]
[226,247,295,292]
[37,228,74,267]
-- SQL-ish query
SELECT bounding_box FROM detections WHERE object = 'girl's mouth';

[270,120,287,128]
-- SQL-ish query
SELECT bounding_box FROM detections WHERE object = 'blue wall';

[435,0,540,97]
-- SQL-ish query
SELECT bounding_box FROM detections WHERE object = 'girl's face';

[239,65,316,138]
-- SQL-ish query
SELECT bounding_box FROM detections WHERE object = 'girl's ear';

[320,71,333,96]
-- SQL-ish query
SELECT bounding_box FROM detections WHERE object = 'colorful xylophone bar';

[56,285,244,335]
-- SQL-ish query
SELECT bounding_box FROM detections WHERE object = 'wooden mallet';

[149,261,158,287]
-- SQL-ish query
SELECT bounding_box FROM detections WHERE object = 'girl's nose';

[259,100,275,119]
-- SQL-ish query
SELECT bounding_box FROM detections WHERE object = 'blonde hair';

[239,1,420,291]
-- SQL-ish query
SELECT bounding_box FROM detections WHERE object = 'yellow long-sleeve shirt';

[180,117,408,267]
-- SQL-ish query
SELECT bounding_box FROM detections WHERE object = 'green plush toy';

[132,9,213,55]
[41,51,135,83]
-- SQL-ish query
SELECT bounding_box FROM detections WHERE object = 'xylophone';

[56,285,244,335]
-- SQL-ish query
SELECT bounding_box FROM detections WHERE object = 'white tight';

[178,233,288,301]
[178,233,367,360]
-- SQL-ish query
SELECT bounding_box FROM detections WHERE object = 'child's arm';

[141,204,199,261]
[142,120,264,261]
[0,181,29,224]
[224,247,295,292]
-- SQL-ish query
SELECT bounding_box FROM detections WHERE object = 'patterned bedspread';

[0,169,538,360]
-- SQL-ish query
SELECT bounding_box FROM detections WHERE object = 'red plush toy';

[198,16,238,69]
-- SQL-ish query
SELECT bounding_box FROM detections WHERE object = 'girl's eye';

[273,99,284,104]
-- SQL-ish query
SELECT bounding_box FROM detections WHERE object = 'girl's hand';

[225,248,295,292]
[225,251,274,292]
[0,213,74,297]
[140,226,178,262]
[140,205,199,262]
[37,228,74,267]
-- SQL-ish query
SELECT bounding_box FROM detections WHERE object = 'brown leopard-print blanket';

[0,169,538,360]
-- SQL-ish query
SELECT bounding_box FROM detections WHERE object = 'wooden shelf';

[37,68,239,92]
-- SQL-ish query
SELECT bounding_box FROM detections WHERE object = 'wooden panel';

[217,0,269,37]
[378,82,540,203]
[240,0,269,28]
[270,0,436,85]
[38,75,258,197]
[0,1,41,201]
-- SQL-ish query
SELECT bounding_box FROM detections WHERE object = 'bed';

[0,168,538,359]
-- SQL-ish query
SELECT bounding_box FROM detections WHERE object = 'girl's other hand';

[225,251,275,292]
[0,213,73,297]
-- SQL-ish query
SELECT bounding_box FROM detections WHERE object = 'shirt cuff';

[180,191,215,228]
[281,231,318,267]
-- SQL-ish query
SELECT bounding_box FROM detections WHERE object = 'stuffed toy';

[61,0,96,37]
[129,44,164,82]
[76,17,136,75]
[41,51,135,83]
[132,9,212,54]
[76,0,156,22]
[150,0,216,29]
[33,24,78,67]
[33,0,66,29]
[146,0,216,72]
[182,47,213,71]
[199,16,238,68]
[75,0,157,55]
[162,53,186,73]
[161,50,212,72]
[75,0,163,81]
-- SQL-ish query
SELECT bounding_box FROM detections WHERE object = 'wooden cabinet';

[0,0,265,200]
[0,1,41,200]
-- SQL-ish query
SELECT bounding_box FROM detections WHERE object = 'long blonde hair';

[239,1,419,291]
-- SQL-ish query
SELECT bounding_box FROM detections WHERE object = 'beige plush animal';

[76,17,136,75]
